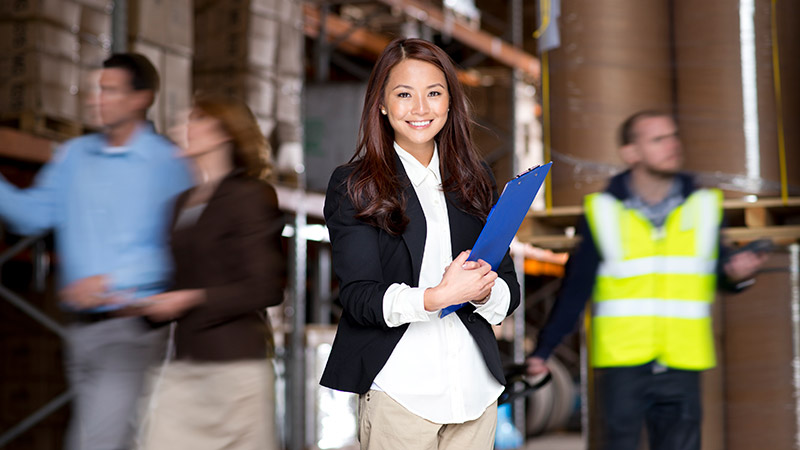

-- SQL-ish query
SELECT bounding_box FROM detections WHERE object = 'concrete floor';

[524,433,583,450]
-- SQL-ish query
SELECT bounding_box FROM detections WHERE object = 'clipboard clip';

[513,164,545,180]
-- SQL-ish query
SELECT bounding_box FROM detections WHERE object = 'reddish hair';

[346,38,493,235]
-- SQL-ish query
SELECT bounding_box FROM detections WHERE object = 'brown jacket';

[168,173,286,361]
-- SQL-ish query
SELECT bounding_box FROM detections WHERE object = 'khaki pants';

[137,360,279,450]
[358,390,497,450]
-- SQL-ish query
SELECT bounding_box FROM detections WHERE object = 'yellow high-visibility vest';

[584,188,722,370]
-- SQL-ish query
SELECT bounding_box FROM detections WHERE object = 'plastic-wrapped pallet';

[546,0,673,206]
[674,0,800,197]
[0,14,82,137]
[127,0,193,133]
[273,0,303,174]
[193,0,304,175]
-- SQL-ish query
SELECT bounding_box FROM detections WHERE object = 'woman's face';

[382,58,449,156]
[184,108,230,158]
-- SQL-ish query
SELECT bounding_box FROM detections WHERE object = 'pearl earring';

[380,108,387,115]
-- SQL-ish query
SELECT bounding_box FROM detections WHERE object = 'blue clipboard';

[440,162,552,317]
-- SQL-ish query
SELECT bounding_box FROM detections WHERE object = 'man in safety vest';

[526,110,767,450]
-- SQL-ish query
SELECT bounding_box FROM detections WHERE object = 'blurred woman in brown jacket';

[135,96,285,450]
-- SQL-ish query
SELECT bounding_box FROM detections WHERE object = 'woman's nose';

[412,97,430,115]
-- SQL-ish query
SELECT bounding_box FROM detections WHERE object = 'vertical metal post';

[512,250,527,433]
[289,196,308,450]
[581,312,590,448]
[288,10,309,444]
[509,0,527,435]
[314,3,331,83]
[789,243,800,449]
[111,0,128,53]
[314,246,332,325]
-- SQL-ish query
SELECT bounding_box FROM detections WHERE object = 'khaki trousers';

[137,360,279,450]
[358,390,497,450]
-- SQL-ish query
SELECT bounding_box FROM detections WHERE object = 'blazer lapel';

[397,157,426,286]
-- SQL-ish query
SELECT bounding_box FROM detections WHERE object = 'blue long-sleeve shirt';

[0,123,192,305]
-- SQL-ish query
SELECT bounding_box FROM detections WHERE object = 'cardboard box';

[194,70,275,118]
[128,0,167,49]
[78,4,111,42]
[251,0,282,19]
[0,81,80,121]
[0,52,79,88]
[130,39,165,131]
[166,0,193,55]
[79,65,102,127]
[79,35,111,68]
[0,21,79,61]
[276,12,302,76]
[73,0,112,11]
[0,0,81,30]
[255,113,276,140]
[129,0,193,55]
[194,12,278,71]
[163,51,191,131]
[275,74,301,125]
[0,52,80,125]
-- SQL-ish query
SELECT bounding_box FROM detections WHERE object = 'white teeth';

[409,120,431,127]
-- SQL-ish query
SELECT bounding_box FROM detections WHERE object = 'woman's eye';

[398,92,411,98]
[429,91,441,97]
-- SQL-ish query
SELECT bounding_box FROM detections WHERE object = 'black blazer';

[320,158,521,394]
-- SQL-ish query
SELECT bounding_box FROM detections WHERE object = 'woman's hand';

[424,251,497,311]
[131,289,206,321]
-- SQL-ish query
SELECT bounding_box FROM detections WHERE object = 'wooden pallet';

[518,198,800,250]
[0,112,83,142]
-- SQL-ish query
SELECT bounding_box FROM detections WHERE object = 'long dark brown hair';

[193,94,273,180]
[346,38,493,235]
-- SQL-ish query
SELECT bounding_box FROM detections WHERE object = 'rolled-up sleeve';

[471,277,511,325]
[382,283,439,327]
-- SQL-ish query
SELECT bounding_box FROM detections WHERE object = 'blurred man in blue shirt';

[0,54,191,449]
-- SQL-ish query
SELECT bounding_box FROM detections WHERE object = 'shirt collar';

[394,141,441,187]
[92,121,154,155]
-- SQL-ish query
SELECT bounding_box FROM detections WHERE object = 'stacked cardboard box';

[193,0,303,160]
[74,0,112,127]
[128,0,193,133]
[0,0,192,137]
[0,2,82,131]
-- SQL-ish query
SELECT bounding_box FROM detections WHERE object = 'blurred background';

[0,0,799,449]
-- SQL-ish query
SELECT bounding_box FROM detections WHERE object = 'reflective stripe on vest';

[598,256,716,278]
[585,188,723,371]
[593,299,712,320]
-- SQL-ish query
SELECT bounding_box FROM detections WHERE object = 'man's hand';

[526,356,550,377]
[134,289,205,322]
[724,250,769,283]
[60,275,113,310]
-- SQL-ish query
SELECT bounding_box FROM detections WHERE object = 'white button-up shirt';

[370,142,511,424]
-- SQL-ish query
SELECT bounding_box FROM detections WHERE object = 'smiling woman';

[321,38,521,450]
[345,38,494,236]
